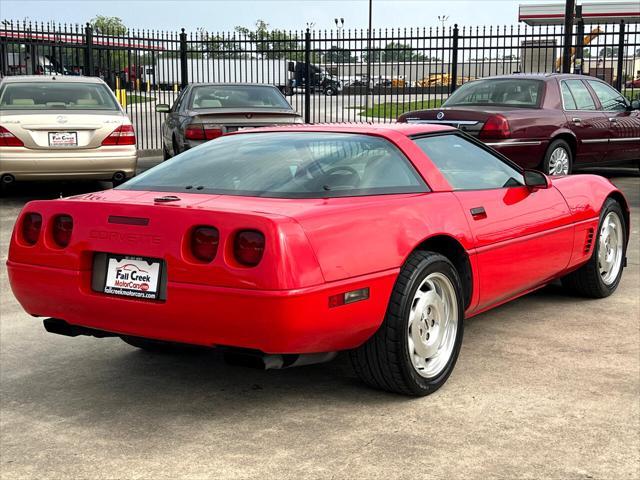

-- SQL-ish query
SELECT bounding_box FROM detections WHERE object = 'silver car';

[0,76,137,188]
[156,83,303,159]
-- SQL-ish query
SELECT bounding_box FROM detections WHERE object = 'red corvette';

[7,124,630,396]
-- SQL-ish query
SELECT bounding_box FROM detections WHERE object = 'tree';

[90,15,127,35]
[234,20,303,60]
[325,46,357,63]
[599,47,615,58]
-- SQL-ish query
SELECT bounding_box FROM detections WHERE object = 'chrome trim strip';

[405,119,480,126]
[581,138,609,144]
[484,141,543,147]
[610,137,640,142]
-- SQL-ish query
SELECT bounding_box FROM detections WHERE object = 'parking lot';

[0,170,638,479]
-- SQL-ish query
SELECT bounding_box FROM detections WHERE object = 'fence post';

[304,28,311,124]
[574,5,584,75]
[180,28,188,89]
[450,24,459,93]
[561,0,575,73]
[615,20,625,90]
[84,23,94,76]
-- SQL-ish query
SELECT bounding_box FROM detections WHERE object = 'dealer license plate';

[103,255,162,300]
[48,131,78,147]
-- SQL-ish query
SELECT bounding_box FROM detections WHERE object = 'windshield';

[444,79,543,108]
[120,132,427,198]
[0,82,120,111]
[190,85,292,109]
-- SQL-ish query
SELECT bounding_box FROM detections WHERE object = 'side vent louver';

[584,228,595,254]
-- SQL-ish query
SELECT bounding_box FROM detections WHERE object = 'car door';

[163,88,188,154]
[586,79,640,164]
[412,133,574,312]
[560,79,610,165]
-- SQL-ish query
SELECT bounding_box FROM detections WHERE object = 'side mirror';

[630,99,640,111]
[524,169,552,189]
[155,103,170,113]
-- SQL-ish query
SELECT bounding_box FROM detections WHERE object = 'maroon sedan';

[398,74,640,175]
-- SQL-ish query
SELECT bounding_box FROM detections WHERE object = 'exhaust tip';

[1,174,15,185]
[112,171,126,183]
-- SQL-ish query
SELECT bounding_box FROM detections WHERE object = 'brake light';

[184,124,223,141]
[190,226,219,263]
[21,213,42,245]
[52,215,73,248]
[101,124,136,146]
[0,126,24,147]
[479,115,511,140]
[234,230,265,267]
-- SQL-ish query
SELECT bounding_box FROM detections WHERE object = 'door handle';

[572,117,582,124]
[608,117,618,123]
[470,207,487,219]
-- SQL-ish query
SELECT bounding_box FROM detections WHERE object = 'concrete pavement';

[0,171,638,479]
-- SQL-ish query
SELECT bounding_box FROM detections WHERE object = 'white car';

[0,76,137,188]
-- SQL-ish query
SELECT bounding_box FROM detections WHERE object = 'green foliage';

[360,99,444,119]
[233,20,303,60]
[325,46,357,63]
[90,15,127,35]
[363,42,436,63]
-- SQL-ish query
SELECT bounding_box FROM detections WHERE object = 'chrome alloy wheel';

[407,272,459,379]
[598,211,624,285]
[548,147,570,175]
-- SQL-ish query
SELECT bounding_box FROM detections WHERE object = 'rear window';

[120,132,428,198]
[0,82,119,111]
[190,85,292,109]
[443,79,543,108]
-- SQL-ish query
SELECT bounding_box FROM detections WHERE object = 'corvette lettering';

[90,230,162,245]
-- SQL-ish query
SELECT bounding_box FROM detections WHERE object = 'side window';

[564,80,596,110]
[413,134,524,190]
[561,81,578,110]
[587,81,627,112]
[171,89,187,113]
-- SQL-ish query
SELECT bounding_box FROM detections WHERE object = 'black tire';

[162,143,171,161]
[542,139,573,176]
[561,198,627,298]
[121,336,202,354]
[349,251,465,396]
[324,87,336,96]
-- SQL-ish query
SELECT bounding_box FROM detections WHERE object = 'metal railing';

[1,20,638,149]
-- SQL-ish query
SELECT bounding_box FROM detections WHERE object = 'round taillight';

[190,226,219,263]
[52,215,73,248]
[234,230,265,267]
[21,213,42,246]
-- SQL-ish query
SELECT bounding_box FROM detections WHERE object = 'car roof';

[0,75,108,85]
[188,82,282,88]
[465,73,600,82]
[230,123,455,137]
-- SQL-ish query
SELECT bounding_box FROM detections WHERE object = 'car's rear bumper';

[0,146,137,180]
[7,260,396,354]
[483,139,549,169]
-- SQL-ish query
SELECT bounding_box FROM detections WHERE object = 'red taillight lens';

[184,124,223,141]
[190,226,219,263]
[21,213,42,245]
[234,230,265,267]
[479,115,511,140]
[52,215,73,248]
[0,126,24,147]
[101,124,136,146]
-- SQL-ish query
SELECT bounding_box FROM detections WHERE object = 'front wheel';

[349,251,465,396]
[543,139,573,176]
[562,198,627,297]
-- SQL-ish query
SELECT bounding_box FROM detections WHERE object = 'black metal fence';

[1,20,638,149]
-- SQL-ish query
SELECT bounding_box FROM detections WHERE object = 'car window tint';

[564,80,596,110]
[413,134,524,190]
[190,85,292,109]
[560,81,578,110]
[587,81,627,112]
[0,82,119,110]
[443,79,543,108]
[120,132,428,198]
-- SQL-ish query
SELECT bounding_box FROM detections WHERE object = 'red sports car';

[398,74,640,176]
[7,124,630,396]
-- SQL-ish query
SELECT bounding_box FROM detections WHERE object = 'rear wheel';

[543,139,573,176]
[562,198,626,298]
[349,251,464,396]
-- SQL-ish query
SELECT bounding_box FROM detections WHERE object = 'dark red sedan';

[398,74,640,175]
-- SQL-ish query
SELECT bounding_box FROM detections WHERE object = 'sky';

[0,0,628,32]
